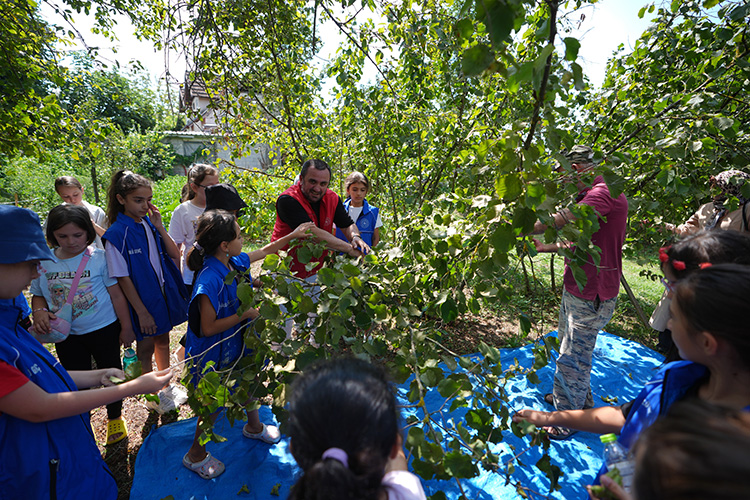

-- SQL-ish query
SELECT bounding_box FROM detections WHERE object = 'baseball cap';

[205,183,249,212]
[0,205,57,264]
[564,145,595,164]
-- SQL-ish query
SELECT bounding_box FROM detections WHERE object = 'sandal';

[106,417,128,445]
[543,425,578,441]
[183,452,225,479]
[243,422,281,444]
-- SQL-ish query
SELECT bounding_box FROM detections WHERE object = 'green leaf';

[476,0,516,48]
[462,44,494,76]
[512,207,536,234]
[296,246,312,264]
[562,37,580,61]
[519,314,531,336]
[571,62,585,91]
[440,297,459,323]
[490,224,515,253]
[443,450,478,478]
[317,268,336,287]
[711,116,734,131]
[454,18,474,39]
[495,173,521,201]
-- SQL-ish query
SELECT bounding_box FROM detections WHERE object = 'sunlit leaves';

[461,44,495,75]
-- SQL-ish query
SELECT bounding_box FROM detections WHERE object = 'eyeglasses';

[660,276,678,293]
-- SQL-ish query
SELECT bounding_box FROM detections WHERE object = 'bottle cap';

[600,433,617,444]
[123,347,136,358]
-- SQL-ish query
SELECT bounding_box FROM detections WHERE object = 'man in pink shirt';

[529,145,628,439]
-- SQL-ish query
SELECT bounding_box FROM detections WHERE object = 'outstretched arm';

[530,208,576,235]
[245,222,317,262]
[512,406,626,434]
[339,224,371,254]
[0,369,172,423]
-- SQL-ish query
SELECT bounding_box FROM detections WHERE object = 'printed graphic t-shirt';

[30,247,118,335]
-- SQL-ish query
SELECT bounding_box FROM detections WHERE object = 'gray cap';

[564,145,595,164]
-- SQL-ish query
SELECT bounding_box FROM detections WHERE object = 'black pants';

[55,320,123,419]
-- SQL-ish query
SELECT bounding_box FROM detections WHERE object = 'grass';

[477,247,665,351]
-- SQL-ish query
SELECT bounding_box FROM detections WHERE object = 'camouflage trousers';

[552,288,617,411]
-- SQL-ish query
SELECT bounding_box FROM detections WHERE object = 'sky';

[41,0,655,95]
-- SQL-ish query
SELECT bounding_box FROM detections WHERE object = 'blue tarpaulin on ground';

[130,331,663,500]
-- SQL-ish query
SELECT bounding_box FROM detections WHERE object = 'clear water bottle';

[122,347,137,371]
[600,433,634,492]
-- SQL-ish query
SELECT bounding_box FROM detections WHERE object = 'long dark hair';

[634,399,750,500]
[673,263,750,367]
[45,204,96,248]
[187,210,237,272]
[106,170,151,224]
[287,357,400,500]
[662,230,750,280]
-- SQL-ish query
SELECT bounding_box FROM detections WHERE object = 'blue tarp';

[130,331,663,500]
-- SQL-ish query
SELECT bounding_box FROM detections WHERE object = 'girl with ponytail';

[181,210,313,479]
[287,357,427,500]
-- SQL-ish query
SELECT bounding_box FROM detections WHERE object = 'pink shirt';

[563,176,628,301]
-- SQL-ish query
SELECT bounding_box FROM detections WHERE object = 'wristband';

[32,308,49,314]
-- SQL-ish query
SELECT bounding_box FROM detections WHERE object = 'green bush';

[152,174,186,228]
[0,150,94,219]
[222,168,291,241]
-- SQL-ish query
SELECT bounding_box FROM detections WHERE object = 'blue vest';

[103,214,188,339]
[186,254,252,374]
[335,198,379,247]
[0,303,117,500]
[592,361,708,487]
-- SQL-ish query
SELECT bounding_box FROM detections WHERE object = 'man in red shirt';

[272,159,369,278]
[530,145,628,439]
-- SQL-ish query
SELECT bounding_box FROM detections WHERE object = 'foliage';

[183,192,561,493]
[583,0,750,250]
[0,150,88,216]
[0,0,67,157]
[221,168,292,241]
[58,54,161,134]
[4,0,749,493]
[151,174,186,228]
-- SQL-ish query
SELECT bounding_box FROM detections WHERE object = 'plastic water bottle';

[122,347,137,371]
[600,433,634,492]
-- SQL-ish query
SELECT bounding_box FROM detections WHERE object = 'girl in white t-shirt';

[30,204,134,445]
[287,358,427,500]
[53,176,109,249]
[168,164,220,289]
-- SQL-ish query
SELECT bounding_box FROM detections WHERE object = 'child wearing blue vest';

[0,205,172,500]
[31,204,135,445]
[335,171,382,247]
[182,210,313,479]
[102,170,188,386]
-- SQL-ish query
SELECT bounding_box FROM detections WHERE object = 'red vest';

[271,184,339,278]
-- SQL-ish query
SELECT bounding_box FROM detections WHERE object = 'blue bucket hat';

[0,205,57,264]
